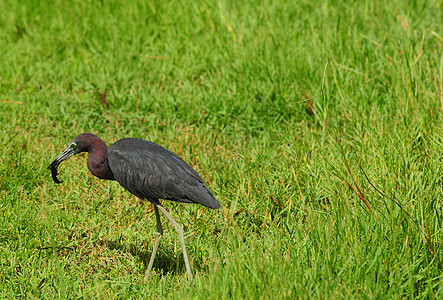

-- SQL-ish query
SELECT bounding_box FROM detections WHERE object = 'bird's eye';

[70,143,77,150]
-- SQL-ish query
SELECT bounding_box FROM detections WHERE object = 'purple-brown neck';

[73,133,115,180]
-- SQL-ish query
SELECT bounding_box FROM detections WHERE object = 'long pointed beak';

[48,143,76,183]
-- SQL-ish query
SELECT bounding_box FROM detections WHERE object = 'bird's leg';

[157,205,193,282]
[144,205,163,281]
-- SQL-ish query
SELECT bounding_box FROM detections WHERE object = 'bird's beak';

[47,143,76,183]
[49,143,76,167]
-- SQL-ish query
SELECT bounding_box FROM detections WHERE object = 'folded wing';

[107,138,221,209]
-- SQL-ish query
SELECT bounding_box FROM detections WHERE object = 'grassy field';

[0,0,442,298]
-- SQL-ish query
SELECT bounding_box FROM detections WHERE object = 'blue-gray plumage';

[48,133,221,281]
[108,138,220,209]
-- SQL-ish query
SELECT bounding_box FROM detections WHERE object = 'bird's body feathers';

[107,138,221,209]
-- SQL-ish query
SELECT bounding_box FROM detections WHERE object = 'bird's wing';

[107,138,220,209]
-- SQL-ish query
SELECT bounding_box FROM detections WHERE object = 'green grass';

[0,0,442,298]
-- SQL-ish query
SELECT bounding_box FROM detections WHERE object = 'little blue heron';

[48,133,221,281]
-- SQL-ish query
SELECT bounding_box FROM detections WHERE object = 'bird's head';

[47,133,99,183]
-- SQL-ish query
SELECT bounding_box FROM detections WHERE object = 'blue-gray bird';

[48,133,221,281]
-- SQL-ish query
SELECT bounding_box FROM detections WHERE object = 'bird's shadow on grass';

[99,238,190,277]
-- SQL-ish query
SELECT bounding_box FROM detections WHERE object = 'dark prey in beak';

[47,142,77,184]
[48,160,63,184]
